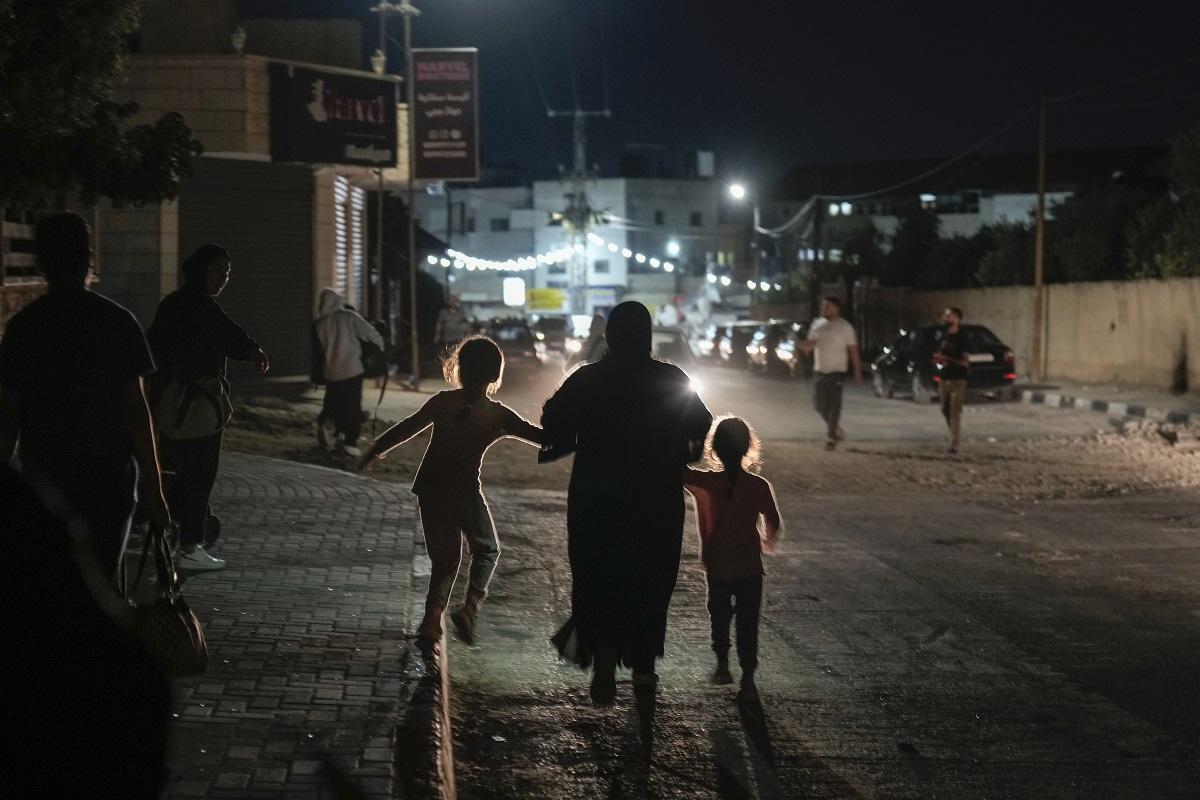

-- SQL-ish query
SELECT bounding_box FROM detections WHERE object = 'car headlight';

[565,338,582,354]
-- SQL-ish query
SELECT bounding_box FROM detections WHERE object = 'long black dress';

[541,354,712,671]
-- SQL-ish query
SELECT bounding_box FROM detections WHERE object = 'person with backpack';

[147,244,269,572]
[313,288,385,457]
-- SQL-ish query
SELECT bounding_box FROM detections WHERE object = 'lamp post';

[371,1,422,385]
[728,183,761,298]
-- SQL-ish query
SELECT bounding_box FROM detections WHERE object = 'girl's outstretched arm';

[501,405,543,446]
[360,396,437,469]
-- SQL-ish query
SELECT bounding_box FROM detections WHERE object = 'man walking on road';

[800,296,862,450]
[935,307,970,454]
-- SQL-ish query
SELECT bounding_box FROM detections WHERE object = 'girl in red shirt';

[683,416,782,700]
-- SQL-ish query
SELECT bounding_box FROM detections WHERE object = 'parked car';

[651,326,695,367]
[747,320,804,377]
[694,323,722,363]
[714,321,762,368]
[871,324,1016,402]
[769,322,815,379]
[531,315,571,353]
[486,317,548,367]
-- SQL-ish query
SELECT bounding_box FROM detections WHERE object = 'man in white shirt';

[800,296,862,450]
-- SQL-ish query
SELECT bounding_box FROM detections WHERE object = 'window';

[466,215,476,233]
[689,211,703,227]
[490,217,510,232]
[547,280,568,289]
[654,210,665,226]
[548,263,566,275]
[593,259,610,275]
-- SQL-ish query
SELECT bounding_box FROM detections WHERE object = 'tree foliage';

[0,0,201,208]
[1147,125,1200,278]
[880,206,938,287]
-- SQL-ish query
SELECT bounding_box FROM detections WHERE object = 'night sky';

[240,0,1200,188]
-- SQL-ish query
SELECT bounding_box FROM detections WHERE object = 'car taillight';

[1004,372,1017,380]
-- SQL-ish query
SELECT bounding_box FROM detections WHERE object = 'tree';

[975,222,1037,287]
[880,205,938,287]
[1153,124,1200,278]
[1044,183,1162,283]
[918,230,994,289]
[0,1,201,209]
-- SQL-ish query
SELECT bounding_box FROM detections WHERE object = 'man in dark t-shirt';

[0,213,171,589]
[934,307,970,454]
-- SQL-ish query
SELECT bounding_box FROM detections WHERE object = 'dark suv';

[871,324,1016,402]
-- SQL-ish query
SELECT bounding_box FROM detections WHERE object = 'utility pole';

[371,1,420,384]
[444,183,453,290]
[1032,93,1048,383]
[547,106,610,314]
[809,197,824,321]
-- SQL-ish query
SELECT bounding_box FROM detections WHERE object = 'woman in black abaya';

[541,302,712,704]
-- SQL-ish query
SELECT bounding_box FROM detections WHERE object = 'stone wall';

[94,201,179,326]
[868,279,1200,391]
[117,55,271,156]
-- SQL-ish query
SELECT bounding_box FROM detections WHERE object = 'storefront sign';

[412,49,480,181]
[269,63,399,167]
[526,288,567,311]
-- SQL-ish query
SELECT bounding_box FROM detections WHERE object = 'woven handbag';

[130,524,209,677]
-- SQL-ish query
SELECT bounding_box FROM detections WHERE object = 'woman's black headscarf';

[604,301,652,360]
[181,244,229,286]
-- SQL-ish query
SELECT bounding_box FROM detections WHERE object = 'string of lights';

[426,234,787,291]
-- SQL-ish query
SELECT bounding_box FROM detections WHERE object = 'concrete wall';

[95,201,180,326]
[883,279,1200,390]
[118,55,271,156]
[239,19,363,70]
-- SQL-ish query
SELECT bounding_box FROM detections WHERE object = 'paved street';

[399,364,1200,799]
[153,454,421,799]
[447,483,1200,799]
[220,361,1200,798]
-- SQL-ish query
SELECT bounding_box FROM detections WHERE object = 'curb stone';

[395,512,457,800]
[997,385,1198,425]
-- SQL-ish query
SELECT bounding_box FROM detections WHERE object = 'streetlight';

[728,182,762,297]
[666,240,681,257]
[371,0,421,384]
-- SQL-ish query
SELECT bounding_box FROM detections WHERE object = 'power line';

[823,108,1033,203]
[1048,58,1200,104]
[559,7,580,109]
[526,40,554,115]
[1054,88,1200,111]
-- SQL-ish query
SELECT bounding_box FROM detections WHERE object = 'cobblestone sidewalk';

[151,453,421,799]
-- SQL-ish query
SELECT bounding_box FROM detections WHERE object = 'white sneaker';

[341,444,363,458]
[176,545,226,571]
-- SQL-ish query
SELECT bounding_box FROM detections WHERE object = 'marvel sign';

[412,49,480,182]
[269,63,399,167]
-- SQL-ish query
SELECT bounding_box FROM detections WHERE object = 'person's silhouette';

[0,212,170,591]
[542,301,712,705]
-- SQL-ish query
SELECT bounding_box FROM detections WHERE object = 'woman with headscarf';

[147,244,269,571]
[541,301,712,704]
